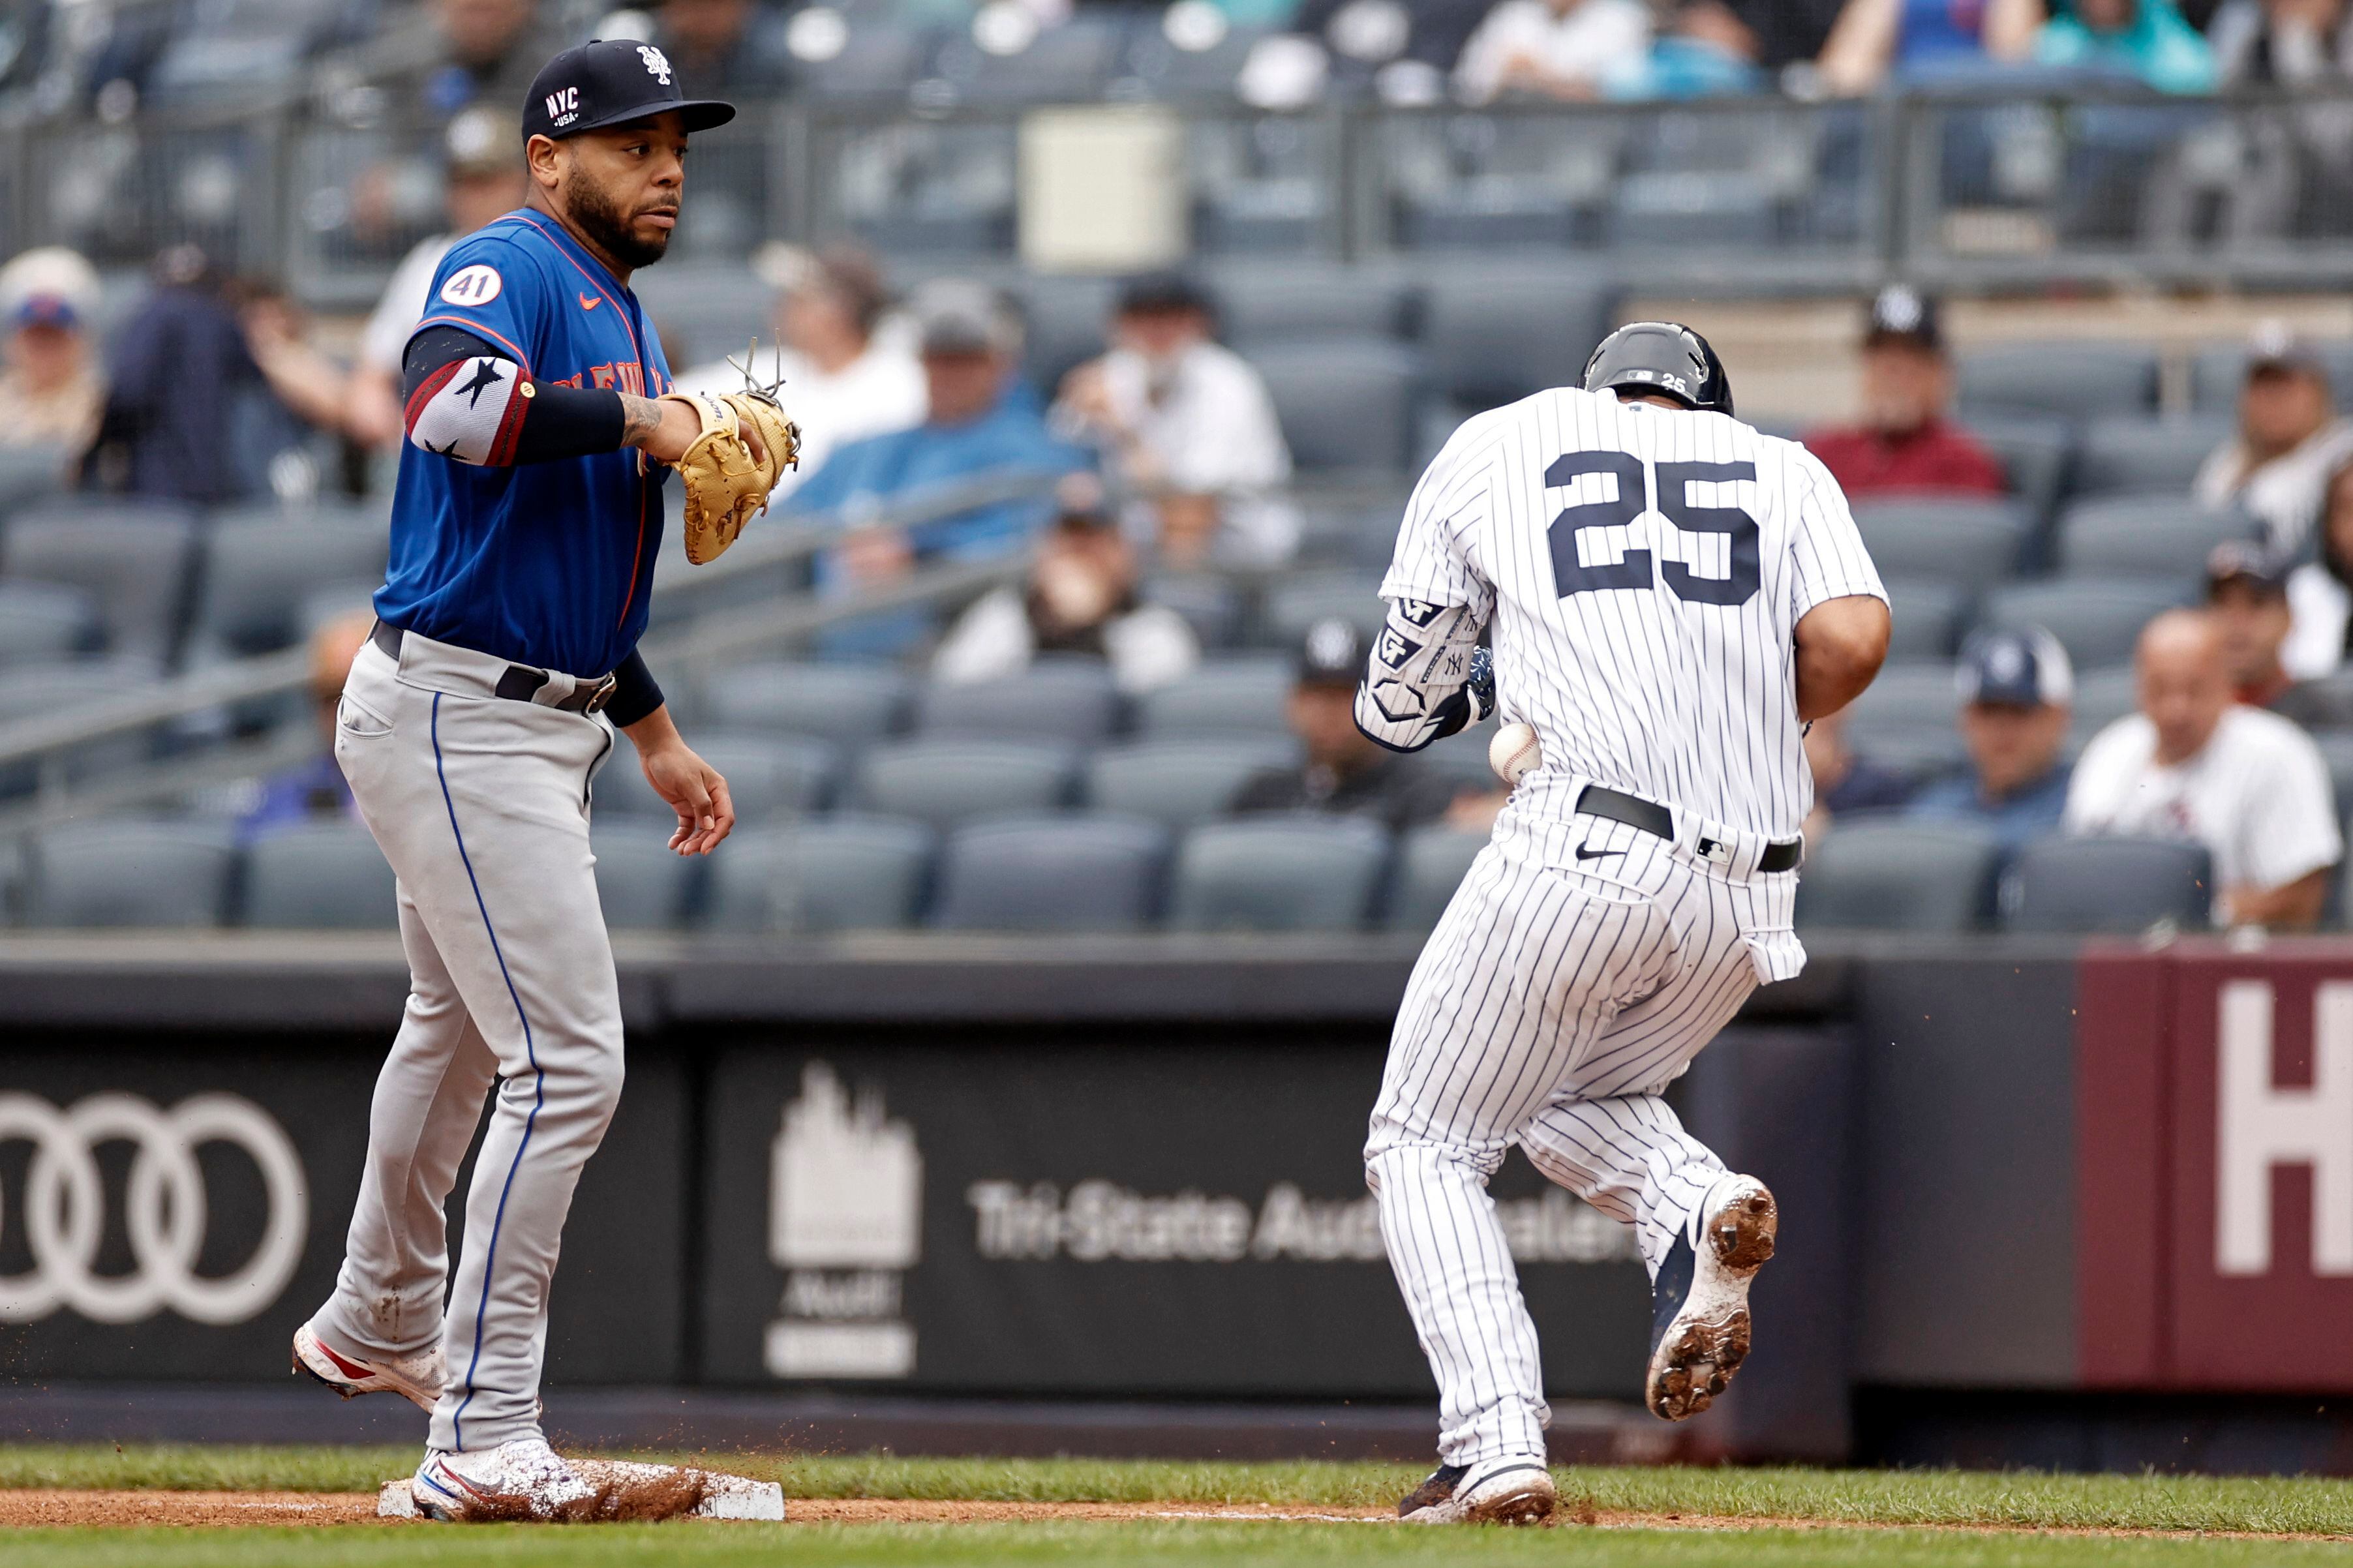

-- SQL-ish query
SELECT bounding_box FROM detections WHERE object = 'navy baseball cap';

[1296,617,1367,688]
[521,40,735,142]
[2205,537,2289,599]
[1864,285,1943,353]
[1956,627,2072,708]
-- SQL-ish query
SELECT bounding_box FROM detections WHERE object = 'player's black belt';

[370,620,617,716]
[1575,785,1803,873]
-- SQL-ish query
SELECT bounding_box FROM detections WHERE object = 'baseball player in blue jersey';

[287,40,785,1520]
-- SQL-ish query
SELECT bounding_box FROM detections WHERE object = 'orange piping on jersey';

[508,212,645,372]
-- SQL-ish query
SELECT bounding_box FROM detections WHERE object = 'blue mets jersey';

[376,209,673,676]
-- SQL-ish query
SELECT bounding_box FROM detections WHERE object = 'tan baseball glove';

[660,389,801,565]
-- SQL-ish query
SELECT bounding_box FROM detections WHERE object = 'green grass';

[6,1449,2353,1567]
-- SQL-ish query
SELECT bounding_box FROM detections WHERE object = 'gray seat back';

[915,661,1123,746]
[29,820,236,928]
[1259,570,1387,649]
[1254,341,1420,474]
[242,821,395,929]
[1423,275,1617,412]
[590,828,694,930]
[596,732,837,822]
[2072,415,2233,498]
[1883,579,1968,663]
[1840,662,1966,777]
[1983,579,2190,671]
[853,740,1077,832]
[1137,658,1294,739]
[1,504,199,663]
[1087,739,1300,830]
[0,582,97,667]
[933,813,1169,931]
[701,662,913,747]
[1958,344,2159,422]
[1170,816,1390,931]
[2057,496,2243,579]
[705,817,934,933]
[2001,834,2213,932]
[1850,500,2027,591]
[186,513,388,661]
[1795,821,1999,931]
[1386,825,1487,934]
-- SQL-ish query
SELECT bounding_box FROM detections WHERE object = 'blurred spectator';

[1453,0,1653,102]
[651,0,795,92]
[349,109,530,453]
[1905,628,2074,848]
[1050,273,1298,568]
[357,0,566,123]
[1232,618,1463,828]
[678,246,924,499]
[1630,1,1771,95]
[2210,0,2353,83]
[1817,0,2041,95]
[2066,608,2340,928]
[1699,0,1848,70]
[791,280,1086,657]
[83,248,343,504]
[0,247,104,451]
[1802,704,1913,839]
[932,475,1200,695]
[2194,324,2353,555]
[2031,0,2219,91]
[2284,456,2353,678]
[2204,539,2353,727]
[235,612,374,844]
[1803,289,2005,500]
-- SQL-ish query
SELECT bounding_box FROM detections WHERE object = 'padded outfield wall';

[0,933,2344,1468]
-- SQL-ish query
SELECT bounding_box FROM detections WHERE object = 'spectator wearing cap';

[2204,538,2353,728]
[2284,455,2353,680]
[678,246,924,498]
[1453,0,1654,102]
[932,474,1200,696]
[2067,608,2341,929]
[2194,324,2353,556]
[1801,289,2006,501]
[1051,274,1298,568]
[1905,628,2074,849]
[791,279,1087,657]
[1232,619,1468,829]
[0,247,104,452]
[349,107,532,453]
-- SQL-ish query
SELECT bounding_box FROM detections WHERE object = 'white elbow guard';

[406,354,527,466]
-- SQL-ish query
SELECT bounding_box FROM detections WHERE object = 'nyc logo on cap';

[639,44,672,83]
[543,83,580,128]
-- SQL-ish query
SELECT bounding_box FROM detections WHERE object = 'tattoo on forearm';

[619,393,661,447]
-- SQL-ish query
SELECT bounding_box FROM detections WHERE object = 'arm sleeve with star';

[401,325,626,466]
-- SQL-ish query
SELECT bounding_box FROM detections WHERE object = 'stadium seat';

[1137,657,1294,739]
[0,659,162,793]
[1018,275,1119,398]
[595,732,836,822]
[1793,821,2001,931]
[1982,579,2189,671]
[628,264,776,370]
[2071,415,2234,499]
[241,821,396,929]
[1840,662,1967,777]
[1849,499,2027,591]
[591,828,695,930]
[2056,495,2245,580]
[2067,666,2139,753]
[1170,816,1391,931]
[183,513,389,663]
[2191,340,2353,413]
[700,662,913,747]
[0,503,199,664]
[1208,267,1415,352]
[914,660,1123,746]
[2312,731,2353,819]
[1086,738,1299,829]
[0,582,97,667]
[705,817,934,933]
[1254,341,1421,473]
[1258,570,1387,648]
[852,740,1078,830]
[939,12,1130,104]
[0,444,70,519]
[932,813,1170,931]
[1956,344,2159,422]
[1421,274,1617,412]
[2001,835,2213,932]
[27,820,237,928]
[1971,414,2075,533]
[1883,579,1969,662]
[1141,571,1244,649]
[1386,825,1488,933]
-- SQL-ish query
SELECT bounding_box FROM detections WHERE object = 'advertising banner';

[0,1034,687,1385]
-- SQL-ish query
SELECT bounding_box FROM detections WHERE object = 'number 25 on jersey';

[1545,451,1760,608]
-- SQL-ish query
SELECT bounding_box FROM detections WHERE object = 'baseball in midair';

[1489,722,1542,787]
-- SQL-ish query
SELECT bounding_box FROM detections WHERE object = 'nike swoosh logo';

[578,292,601,311]
[1574,845,1624,861]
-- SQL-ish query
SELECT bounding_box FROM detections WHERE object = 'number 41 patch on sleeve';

[440,264,503,306]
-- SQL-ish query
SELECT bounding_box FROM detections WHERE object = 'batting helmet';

[1581,322,1734,417]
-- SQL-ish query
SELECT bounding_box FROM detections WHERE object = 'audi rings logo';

[0,1094,307,1325]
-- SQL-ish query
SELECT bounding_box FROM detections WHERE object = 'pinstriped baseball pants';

[1365,832,1784,1468]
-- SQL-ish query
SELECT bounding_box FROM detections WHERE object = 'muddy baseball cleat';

[387,1443,785,1523]
[292,1320,444,1414]
[1646,1172,1776,1422]
[411,1439,597,1522]
[1397,1460,1556,1525]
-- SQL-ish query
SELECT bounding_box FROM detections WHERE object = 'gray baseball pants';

[317,629,623,1453]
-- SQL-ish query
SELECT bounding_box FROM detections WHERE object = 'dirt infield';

[4,1488,2352,1541]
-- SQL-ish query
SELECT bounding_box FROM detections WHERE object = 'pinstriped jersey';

[1380,387,1885,843]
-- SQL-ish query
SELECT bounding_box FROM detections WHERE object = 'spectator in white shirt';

[1052,273,1298,568]
[2065,609,2343,929]
[2193,323,2353,556]
[933,474,1200,695]
[1453,0,1652,102]
[347,108,530,453]
[678,246,926,500]
[2285,457,2353,680]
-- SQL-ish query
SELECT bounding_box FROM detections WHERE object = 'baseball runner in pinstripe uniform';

[1356,324,1890,1524]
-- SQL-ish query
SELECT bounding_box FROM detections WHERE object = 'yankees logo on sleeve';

[1370,387,1885,842]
